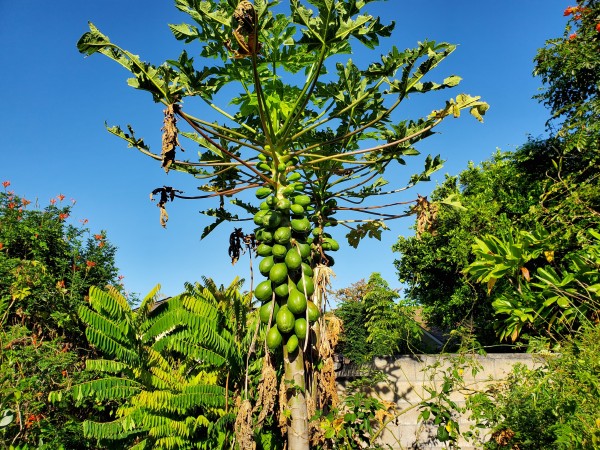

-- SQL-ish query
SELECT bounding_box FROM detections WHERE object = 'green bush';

[0,183,121,449]
[468,324,600,449]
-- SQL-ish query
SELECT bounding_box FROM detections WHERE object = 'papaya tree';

[76,1,487,447]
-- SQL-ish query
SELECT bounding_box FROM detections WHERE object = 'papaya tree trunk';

[284,349,309,450]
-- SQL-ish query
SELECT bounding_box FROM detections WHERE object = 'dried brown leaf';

[252,356,278,426]
[161,104,180,173]
[234,398,256,450]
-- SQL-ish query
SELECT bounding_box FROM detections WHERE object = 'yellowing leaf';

[487,277,497,294]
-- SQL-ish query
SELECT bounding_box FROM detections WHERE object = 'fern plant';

[50,279,251,449]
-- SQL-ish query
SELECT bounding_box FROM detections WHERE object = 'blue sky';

[0,1,566,301]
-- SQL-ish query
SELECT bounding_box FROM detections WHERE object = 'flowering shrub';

[0,182,122,448]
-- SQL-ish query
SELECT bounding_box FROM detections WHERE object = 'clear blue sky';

[0,1,566,301]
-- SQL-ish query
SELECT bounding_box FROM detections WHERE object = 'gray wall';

[337,354,541,449]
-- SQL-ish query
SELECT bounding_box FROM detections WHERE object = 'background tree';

[393,142,552,346]
[0,183,121,449]
[395,0,600,347]
[335,273,422,362]
[76,1,487,447]
[465,1,600,344]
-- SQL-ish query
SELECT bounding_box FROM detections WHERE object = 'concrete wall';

[337,354,541,449]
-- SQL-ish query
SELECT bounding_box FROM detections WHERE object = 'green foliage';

[467,324,600,449]
[312,385,395,449]
[466,227,600,342]
[0,184,122,450]
[51,279,251,449]
[334,273,422,362]
[534,0,600,155]
[0,185,120,344]
[0,326,95,450]
[393,146,549,345]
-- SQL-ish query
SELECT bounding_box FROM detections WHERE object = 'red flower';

[0,243,3,250]
[118,275,125,280]
[569,33,577,40]
[57,194,65,201]
[8,202,15,209]
[59,213,69,221]
[564,6,575,16]
[596,23,600,32]
[2,181,9,188]
[86,260,96,268]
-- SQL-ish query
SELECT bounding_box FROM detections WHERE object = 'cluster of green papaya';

[252,169,339,353]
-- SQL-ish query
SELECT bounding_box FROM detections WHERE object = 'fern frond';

[85,326,141,366]
[195,414,212,428]
[187,370,219,386]
[148,364,186,389]
[58,377,141,402]
[136,367,172,391]
[142,309,185,343]
[89,285,131,322]
[85,359,133,375]
[132,384,227,414]
[164,335,227,367]
[83,415,145,440]
[172,385,228,411]
[135,284,161,324]
[184,316,229,356]
[181,295,220,322]
[145,415,195,438]
[79,304,132,346]
[153,436,188,450]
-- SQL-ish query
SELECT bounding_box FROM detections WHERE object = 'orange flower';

[0,243,3,250]
[94,234,103,240]
[98,241,105,248]
[50,198,56,205]
[8,202,15,209]
[86,260,96,268]
[80,218,89,225]
[22,198,31,206]
[56,280,66,289]
[59,213,69,221]
[569,33,577,40]
[564,6,575,16]
[596,23,600,32]
[2,181,9,188]
[57,194,65,201]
